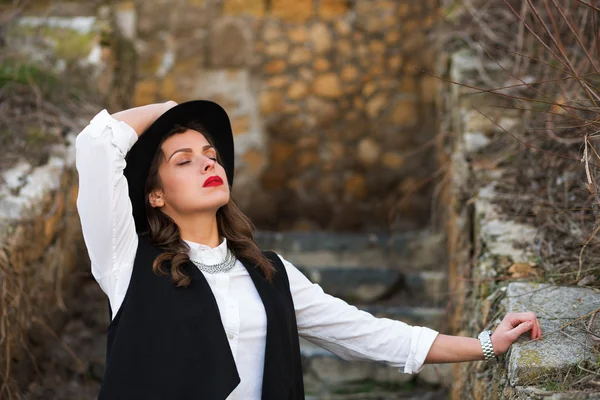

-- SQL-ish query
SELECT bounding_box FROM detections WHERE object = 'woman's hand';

[112,101,178,137]
[491,312,543,356]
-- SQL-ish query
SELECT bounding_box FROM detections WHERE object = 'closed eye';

[177,161,191,166]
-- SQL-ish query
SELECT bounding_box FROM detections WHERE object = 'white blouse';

[75,110,440,400]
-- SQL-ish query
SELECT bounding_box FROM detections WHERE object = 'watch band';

[478,329,498,362]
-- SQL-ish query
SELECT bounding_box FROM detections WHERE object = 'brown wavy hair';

[144,122,276,286]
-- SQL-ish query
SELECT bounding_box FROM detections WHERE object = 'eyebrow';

[167,145,215,161]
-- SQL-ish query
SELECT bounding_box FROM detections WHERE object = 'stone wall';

[441,50,600,399]
[0,134,85,394]
[128,0,441,231]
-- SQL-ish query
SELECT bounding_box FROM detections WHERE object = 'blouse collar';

[184,237,228,264]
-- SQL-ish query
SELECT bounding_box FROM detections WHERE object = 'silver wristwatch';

[478,329,498,362]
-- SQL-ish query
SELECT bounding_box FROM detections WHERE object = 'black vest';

[99,234,305,400]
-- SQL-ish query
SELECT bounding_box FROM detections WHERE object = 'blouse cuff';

[401,326,439,374]
[89,109,138,155]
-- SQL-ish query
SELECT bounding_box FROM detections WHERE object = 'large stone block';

[271,0,313,22]
[209,17,253,68]
[504,282,600,386]
[260,91,285,114]
[318,0,351,20]
[223,0,265,16]
[289,47,312,65]
[475,185,539,262]
[310,22,332,54]
[265,40,289,57]
[312,73,343,98]
[357,138,380,166]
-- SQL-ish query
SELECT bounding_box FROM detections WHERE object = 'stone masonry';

[128,0,442,232]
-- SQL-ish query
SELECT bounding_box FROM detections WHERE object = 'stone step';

[300,305,450,397]
[295,266,448,307]
[300,336,453,396]
[255,230,446,272]
[255,231,409,253]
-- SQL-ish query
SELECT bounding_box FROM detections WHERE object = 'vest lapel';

[184,262,241,399]
[241,259,294,400]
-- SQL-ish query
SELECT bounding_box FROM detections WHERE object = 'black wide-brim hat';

[124,100,235,233]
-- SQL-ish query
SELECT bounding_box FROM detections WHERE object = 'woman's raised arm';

[75,101,176,317]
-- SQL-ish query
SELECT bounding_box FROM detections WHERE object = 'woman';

[75,100,542,400]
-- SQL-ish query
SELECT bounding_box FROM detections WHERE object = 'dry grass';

[441,0,600,287]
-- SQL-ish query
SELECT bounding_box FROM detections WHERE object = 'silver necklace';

[190,247,237,274]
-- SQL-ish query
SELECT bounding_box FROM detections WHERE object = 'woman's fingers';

[517,312,542,340]
[527,313,541,340]
[504,312,542,340]
[527,314,540,340]
[506,321,532,342]
[492,312,543,356]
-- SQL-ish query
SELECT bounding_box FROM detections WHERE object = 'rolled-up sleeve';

[279,254,439,374]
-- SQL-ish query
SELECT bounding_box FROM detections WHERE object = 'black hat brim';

[123,100,235,233]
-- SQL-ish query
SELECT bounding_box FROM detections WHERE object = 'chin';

[207,192,230,210]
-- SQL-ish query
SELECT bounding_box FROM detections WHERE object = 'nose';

[202,156,215,173]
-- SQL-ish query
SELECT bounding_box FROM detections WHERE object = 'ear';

[149,189,165,208]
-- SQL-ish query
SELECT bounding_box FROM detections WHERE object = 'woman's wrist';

[424,334,488,364]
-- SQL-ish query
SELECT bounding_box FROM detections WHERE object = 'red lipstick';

[203,176,223,187]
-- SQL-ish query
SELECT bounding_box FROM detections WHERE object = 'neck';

[173,212,221,248]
